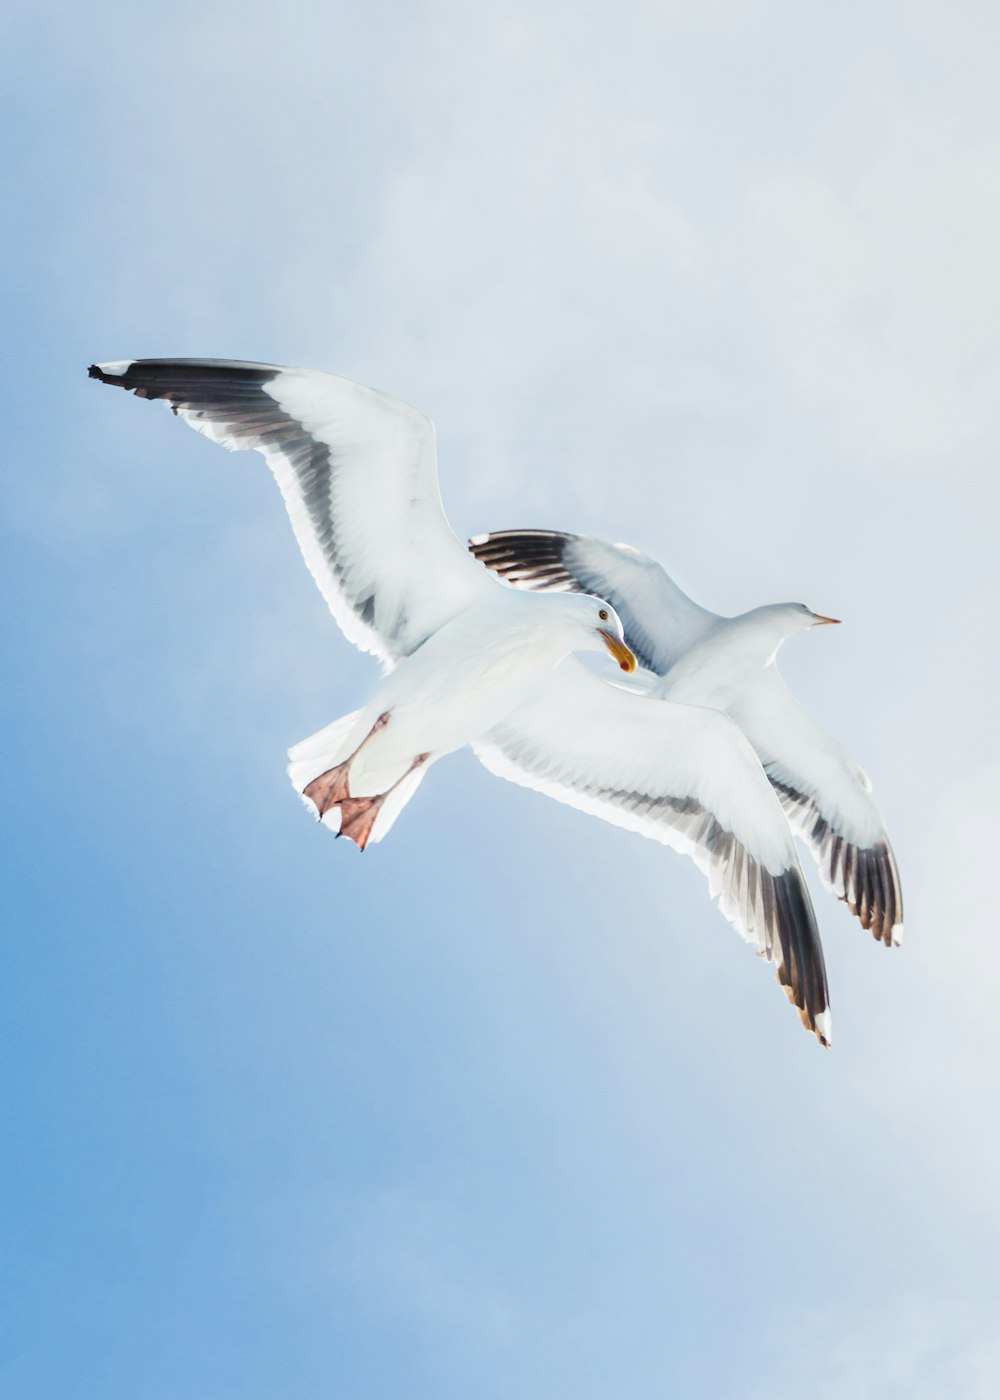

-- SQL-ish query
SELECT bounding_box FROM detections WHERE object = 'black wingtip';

[771,867,832,1047]
[88,362,131,388]
[769,778,903,952]
[468,529,583,594]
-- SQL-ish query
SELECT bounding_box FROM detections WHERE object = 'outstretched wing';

[475,659,831,1044]
[734,679,903,947]
[91,358,495,665]
[469,528,715,673]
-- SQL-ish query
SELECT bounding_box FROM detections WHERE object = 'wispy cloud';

[749,1295,1000,1400]
[751,116,1000,456]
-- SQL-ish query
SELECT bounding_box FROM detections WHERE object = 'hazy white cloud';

[750,1295,1000,1400]
[751,116,1000,457]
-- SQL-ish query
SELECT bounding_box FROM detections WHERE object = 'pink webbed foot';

[308,747,431,852]
[303,761,353,818]
[336,794,386,851]
[302,712,392,819]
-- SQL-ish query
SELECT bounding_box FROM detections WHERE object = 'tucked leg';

[302,763,351,816]
[334,752,431,851]
[303,712,390,818]
[337,794,386,851]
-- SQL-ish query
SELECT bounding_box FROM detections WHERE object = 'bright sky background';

[4,2,1000,1396]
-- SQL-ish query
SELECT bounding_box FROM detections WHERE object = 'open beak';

[811,614,842,626]
[599,628,637,673]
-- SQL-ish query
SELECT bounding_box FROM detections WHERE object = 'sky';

[3,1,1000,1395]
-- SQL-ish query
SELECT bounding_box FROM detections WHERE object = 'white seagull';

[90,359,831,1042]
[470,528,902,948]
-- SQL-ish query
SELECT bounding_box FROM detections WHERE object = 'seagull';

[89,359,831,1043]
[470,528,902,947]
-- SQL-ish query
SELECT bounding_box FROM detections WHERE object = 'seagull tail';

[287,709,428,845]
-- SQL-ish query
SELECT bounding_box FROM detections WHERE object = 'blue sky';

[3,2,1000,1395]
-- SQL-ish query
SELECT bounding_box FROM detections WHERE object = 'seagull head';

[770,602,842,638]
[800,603,841,629]
[739,602,842,663]
[558,594,637,673]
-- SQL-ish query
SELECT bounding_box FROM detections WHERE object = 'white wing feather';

[469,528,716,672]
[728,673,903,945]
[472,528,902,945]
[475,659,831,1043]
[91,359,495,665]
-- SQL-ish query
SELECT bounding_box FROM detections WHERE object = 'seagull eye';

[598,609,609,622]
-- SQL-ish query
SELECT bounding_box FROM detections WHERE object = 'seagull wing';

[732,676,903,947]
[90,358,495,664]
[475,659,831,1044]
[469,528,714,674]
[471,530,902,948]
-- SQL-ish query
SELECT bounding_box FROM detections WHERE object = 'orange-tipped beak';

[812,614,842,626]
[599,628,637,673]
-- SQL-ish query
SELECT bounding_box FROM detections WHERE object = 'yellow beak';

[599,628,637,673]
[812,614,842,626]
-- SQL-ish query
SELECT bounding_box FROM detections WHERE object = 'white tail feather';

[288,708,430,845]
[367,761,429,843]
[287,708,365,796]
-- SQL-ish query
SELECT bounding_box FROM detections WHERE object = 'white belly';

[342,613,563,795]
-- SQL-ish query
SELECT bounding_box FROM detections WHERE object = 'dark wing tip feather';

[830,834,903,947]
[89,356,280,386]
[769,867,831,1046]
[469,528,583,592]
[89,361,154,395]
[770,778,903,949]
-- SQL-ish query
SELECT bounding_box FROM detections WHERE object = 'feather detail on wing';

[469,528,715,673]
[90,359,494,664]
[729,677,904,948]
[474,659,831,1044]
[768,774,903,947]
[472,530,902,953]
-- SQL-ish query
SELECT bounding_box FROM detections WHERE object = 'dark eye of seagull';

[598,608,609,622]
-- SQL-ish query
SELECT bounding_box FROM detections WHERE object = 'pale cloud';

[347,1187,517,1348]
[834,757,1000,1248]
[750,116,1000,457]
[749,1295,1000,1400]
[921,757,1000,1025]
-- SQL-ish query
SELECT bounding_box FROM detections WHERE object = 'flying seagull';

[470,528,902,947]
[89,359,831,1042]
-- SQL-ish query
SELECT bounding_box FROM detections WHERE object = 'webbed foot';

[303,761,353,818]
[302,712,392,818]
[336,794,386,851]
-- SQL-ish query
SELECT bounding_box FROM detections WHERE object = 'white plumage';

[90,359,832,1041]
[471,528,903,947]
[476,661,830,1042]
